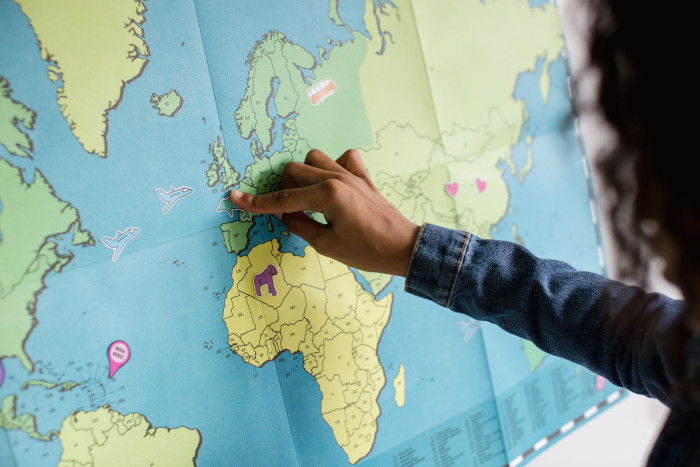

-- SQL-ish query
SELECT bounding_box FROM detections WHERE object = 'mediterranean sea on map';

[0,0,619,465]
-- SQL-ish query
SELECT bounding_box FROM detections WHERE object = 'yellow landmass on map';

[14,0,151,157]
[393,363,405,408]
[224,239,391,464]
[57,405,201,467]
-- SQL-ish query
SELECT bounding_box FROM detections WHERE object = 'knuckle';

[322,178,345,197]
[282,161,296,177]
[305,148,323,164]
[333,172,353,185]
[281,162,300,190]
[347,149,361,161]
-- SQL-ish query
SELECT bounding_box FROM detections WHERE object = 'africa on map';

[1,1,618,466]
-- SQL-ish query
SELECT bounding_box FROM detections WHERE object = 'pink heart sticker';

[445,182,459,199]
[476,178,487,193]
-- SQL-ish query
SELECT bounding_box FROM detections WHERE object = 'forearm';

[405,223,688,405]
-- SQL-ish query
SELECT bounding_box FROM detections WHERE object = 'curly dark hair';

[589,1,700,323]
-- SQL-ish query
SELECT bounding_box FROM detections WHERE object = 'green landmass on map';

[206,136,240,191]
[21,380,57,390]
[20,379,83,391]
[235,31,315,151]
[221,220,255,255]
[0,394,57,441]
[328,0,343,27]
[522,339,547,372]
[0,75,36,157]
[60,381,82,391]
[71,221,95,246]
[0,158,93,371]
[150,89,183,117]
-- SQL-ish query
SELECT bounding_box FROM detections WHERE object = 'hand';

[229,149,420,276]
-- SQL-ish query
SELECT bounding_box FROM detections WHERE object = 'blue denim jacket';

[405,223,700,466]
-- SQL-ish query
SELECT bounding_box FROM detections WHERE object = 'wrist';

[395,222,422,277]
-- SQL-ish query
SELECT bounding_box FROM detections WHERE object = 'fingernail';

[229,189,242,200]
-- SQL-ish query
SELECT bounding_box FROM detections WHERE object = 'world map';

[1,0,620,465]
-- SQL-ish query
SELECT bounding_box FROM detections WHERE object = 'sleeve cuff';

[404,223,471,308]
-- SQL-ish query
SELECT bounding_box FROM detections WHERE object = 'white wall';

[529,2,677,465]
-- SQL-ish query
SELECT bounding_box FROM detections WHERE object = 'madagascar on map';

[0,0,620,465]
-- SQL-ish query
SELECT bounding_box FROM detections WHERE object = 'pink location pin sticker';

[108,340,131,378]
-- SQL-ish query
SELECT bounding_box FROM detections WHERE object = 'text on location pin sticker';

[108,340,131,378]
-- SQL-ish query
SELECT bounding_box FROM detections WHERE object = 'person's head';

[588,1,700,328]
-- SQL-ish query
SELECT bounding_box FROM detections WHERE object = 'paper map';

[0,0,619,465]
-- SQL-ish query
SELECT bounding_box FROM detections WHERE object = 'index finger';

[229,185,326,215]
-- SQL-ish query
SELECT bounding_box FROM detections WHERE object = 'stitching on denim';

[445,232,470,308]
[404,222,428,292]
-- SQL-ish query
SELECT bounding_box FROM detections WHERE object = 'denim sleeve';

[405,223,689,406]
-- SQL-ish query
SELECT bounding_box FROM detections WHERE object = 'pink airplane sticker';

[595,375,606,391]
[108,340,131,378]
[445,182,459,199]
[476,178,487,193]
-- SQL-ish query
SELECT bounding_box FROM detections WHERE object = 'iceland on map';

[0,0,618,465]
